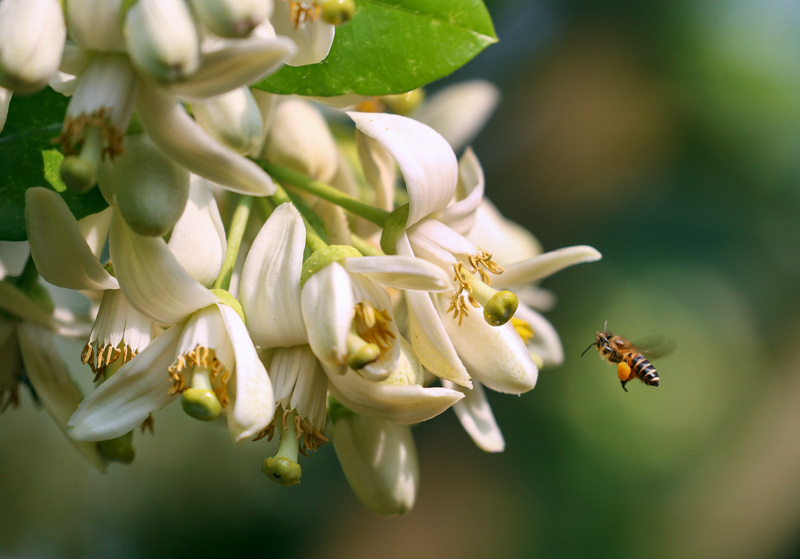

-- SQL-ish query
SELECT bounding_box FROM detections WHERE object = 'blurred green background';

[3,1,800,558]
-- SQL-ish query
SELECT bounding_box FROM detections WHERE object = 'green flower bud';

[321,0,355,25]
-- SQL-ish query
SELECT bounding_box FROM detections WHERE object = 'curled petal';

[137,81,276,196]
[109,211,219,325]
[341,255,451,292]
[515,303,564,367]
[437,148,485,235]
[68,323,183,441]
[218,303,275,443]
[466,200,542,266]
[349,112,457,228]
[443,380,505,453]
[240,203,307,348]
[497,245,602,288]
[25,188,118,291]
[327,368,464,424]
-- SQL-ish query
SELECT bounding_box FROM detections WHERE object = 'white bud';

[263,98,338,183]
[331,411,419,516]
[190,0,271,38]
[124,0,200,82]
[193,87,264,155]
[0,0,66,93]
[66,0,126,52]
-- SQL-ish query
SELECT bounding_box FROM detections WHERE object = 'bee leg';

[620,380,629,392]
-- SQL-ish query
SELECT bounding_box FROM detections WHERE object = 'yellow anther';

[353,301,395,353]
[468,251,504,285]
[511,317,534,344]
[289,1,320,29]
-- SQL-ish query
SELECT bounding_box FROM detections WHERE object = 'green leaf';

[0,88,108,241]
[256,0,497,97]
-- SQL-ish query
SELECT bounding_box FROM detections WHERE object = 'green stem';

[213,195,252,291]
[350,233,384,257]
[259,161,391,226]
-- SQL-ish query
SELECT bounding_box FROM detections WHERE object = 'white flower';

[68,206,273,443]
[270,1,335,66]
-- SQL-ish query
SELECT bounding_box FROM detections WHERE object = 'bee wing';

[631,336,676,359]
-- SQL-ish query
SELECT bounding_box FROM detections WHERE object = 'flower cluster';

[1,0,600,515]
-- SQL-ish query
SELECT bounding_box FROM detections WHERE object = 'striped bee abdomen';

[624,352,660,387]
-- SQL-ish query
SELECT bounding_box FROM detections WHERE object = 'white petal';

[269,345,327,429]
[301,262,353,368]
[25,188,118,291]
[355,128,396,213]
[66,0,127,52]
[0,86,10,132]
[466,200,542,266]
[437,148,485,235]
[443,380,505,453]
[331,413,418,516]
[240,203,308,347]
[167,177,227,287]
[497,245,602,288]
[395,236,470,387]
[137,81,276,196]
[349,112,457,228]
[109,211,219,325]
[443,303,538,394]
[0,241,30,279]
[167,34,295,100]
[514,303,564,367]
[77,207,113,259]
[17,323,107,470]
[411,80,500,153]
[89,288,155,353]
[407,219,476,268]
[218,303,275,443]
[327,366,464,424]
[271,1,335,66]
[67,323,182,441]
[341,255,451,292]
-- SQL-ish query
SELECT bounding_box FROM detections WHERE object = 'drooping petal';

[349,112,457,228]
[68,323,182,441]
[496,245,602,288]
[218,303,275,443]
[331,412,419,516]
[340,255,451,292]
[77,207,113,259]
[25,188,119,291]
[301,262,353,369]
[167,177,227,287]
[269,345,328,432]
[443,380,505,453]
[411,80,500,153]
[167,34,295,100]
[240,203,308,348]
[137,80,276,196]
[355,128,396,213]
[17,323,107,470]
[109,211,219,325]
[443,302,538,394]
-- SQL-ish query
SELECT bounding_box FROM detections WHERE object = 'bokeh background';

[3,1,800,557]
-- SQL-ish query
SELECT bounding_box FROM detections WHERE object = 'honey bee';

[581,324,669,392]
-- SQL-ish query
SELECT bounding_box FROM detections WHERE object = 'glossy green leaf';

[0,89,108,241]
[257,0,497,97]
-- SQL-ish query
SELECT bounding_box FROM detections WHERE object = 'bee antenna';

[580,342,595,357]
[603,319,608,332]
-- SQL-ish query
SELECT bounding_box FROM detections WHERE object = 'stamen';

[82,342,137,382]
[288,1,321,29]
[56,107,124,160]
[168,345,231,406]
[468,251,504,285]
[353,301,395,353]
